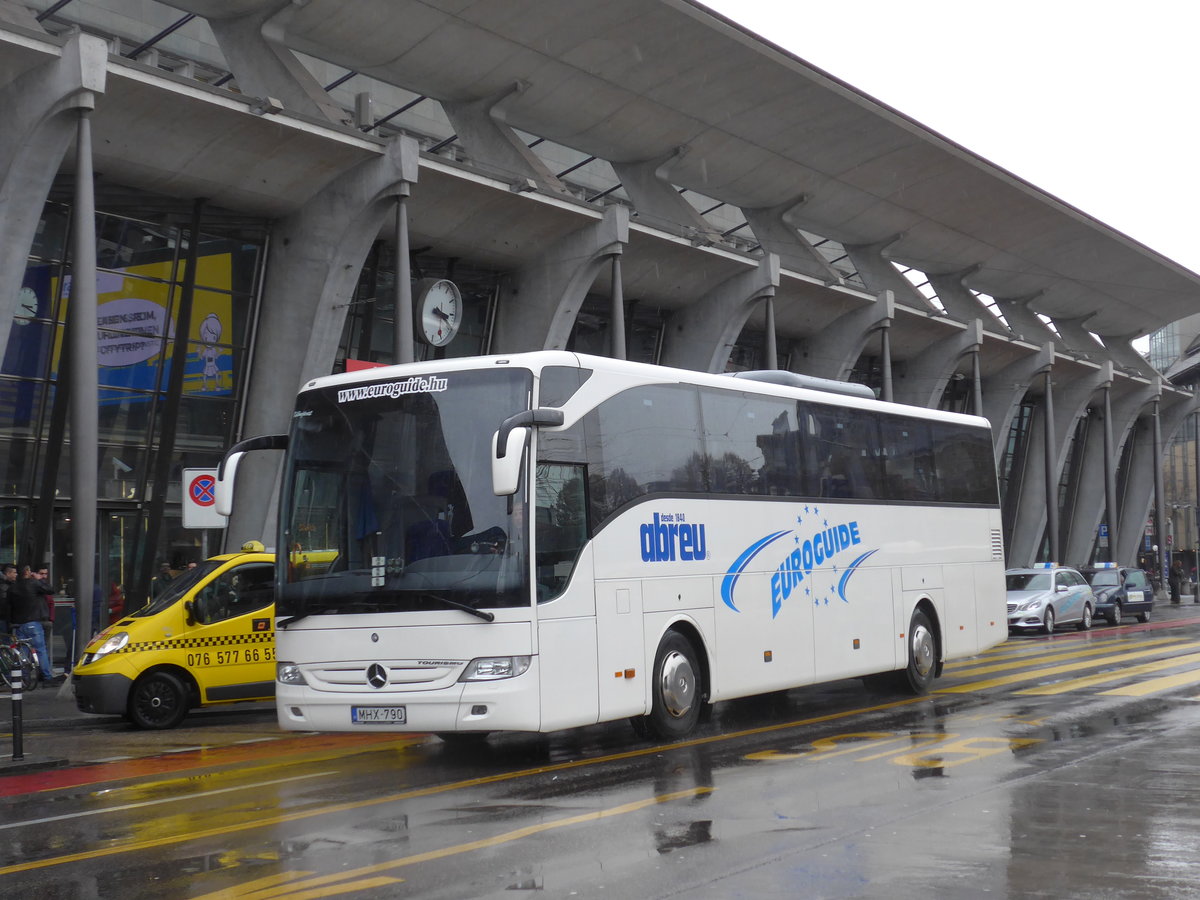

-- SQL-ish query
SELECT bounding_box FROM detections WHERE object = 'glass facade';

[1,199,267,612]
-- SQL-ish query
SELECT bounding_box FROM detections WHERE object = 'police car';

[1081,563,1153,626]
[73,544,275,729]
[1005,563,1096,634]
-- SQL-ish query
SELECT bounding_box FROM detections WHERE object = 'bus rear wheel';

[900,609,937,694]
[643,632,703,740]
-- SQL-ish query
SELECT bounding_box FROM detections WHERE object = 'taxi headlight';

[459,656,531,682]
[91,631,129,659]
[1018,598,1045,612]
[277,662,307,685]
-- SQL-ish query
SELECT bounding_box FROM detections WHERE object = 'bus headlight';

[277,662,308,685]
[459,656,531,682]
[91,631,129,660]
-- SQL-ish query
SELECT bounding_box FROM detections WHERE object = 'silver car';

[1006,565,1096,634]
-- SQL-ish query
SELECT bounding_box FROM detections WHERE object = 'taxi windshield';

[1006,572,1051,592]
[1088,570,1121,587]
[130,561,221,617]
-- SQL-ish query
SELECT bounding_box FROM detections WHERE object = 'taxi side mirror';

[184,600,197,626]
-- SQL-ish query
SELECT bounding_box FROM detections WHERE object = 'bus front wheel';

[644,632,703,740]
[900,609,937,694]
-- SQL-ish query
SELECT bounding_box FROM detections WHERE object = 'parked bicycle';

[0,632,41,692]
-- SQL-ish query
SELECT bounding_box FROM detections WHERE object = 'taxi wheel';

[1108,602,1122,626]
[1076,604,1093,631]
[128,671,189,730]
[1042,607,1056,635]
[1137,608,1151,624]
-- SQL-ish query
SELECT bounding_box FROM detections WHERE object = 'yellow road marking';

[189,788,712,900]
[945,637,1189,678]
[935,641,1200,693]
[1100,668,1200,697]
[0,694,926,876]
[1016,651,1200,695]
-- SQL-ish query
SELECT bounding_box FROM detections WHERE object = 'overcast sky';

[698,0,1200,278]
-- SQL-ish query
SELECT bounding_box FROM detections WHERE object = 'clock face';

[16,286,37,324]
[417,279,462,347]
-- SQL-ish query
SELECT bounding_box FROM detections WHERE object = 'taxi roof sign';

[1033,562,1058,568]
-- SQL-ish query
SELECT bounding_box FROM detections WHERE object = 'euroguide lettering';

[640,513,708,562]
[337,376,448,403]
[721,507,878,618]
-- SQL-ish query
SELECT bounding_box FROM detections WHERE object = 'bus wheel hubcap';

[911,624,934,678]
[660,651,695,718]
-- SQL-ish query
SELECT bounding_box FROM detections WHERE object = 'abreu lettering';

[640,513,707,562]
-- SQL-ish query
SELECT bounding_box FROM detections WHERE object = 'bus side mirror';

[492,408,565,497]
[217,434,288,516]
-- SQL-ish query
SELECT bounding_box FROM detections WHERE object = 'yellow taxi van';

[73,544,275,729]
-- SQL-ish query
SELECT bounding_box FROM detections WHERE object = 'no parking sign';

[183,468,226,528]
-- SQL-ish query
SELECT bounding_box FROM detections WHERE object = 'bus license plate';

[351,705,407,724]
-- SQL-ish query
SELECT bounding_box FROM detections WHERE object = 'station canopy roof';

[171,0,1200,338]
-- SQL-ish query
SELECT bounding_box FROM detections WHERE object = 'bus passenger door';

[595,581,645,719]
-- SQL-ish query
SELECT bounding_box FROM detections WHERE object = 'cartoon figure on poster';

[199,313,223,392]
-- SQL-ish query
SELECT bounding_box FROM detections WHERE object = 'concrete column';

[1102,381,1118,560]
[1043,371,1059,563]
[1048,313,1108,361]
[226,136,420,547]
[1061,365,1118,565]
[793,290,894,382]
[892,319,982,408]
[1092,331,1162,380]
[442,82,567,195]
[394,188,413,363]
[879,322,892,402]
[491,205,628,353]
[610,255,626,360]
[659,255,779,373]
[609,147,719,242]
[0,33,106,356]
[1107,380,1167,565]
[1153,399,1166,590]
[763,296,777,371]
[972,348,983,416]
[740,197,843,284]
[843,236,939,313]
[69,108,98,650]
[204,0,351,125]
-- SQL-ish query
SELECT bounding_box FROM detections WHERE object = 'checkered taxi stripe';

[115,632,274,653]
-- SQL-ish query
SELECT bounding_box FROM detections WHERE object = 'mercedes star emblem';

[366,663,388,689]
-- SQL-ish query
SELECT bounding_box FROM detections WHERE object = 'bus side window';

[535,463,588,601]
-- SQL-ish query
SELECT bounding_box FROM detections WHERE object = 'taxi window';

[1126,571,1148,590]
[193,564,274,625]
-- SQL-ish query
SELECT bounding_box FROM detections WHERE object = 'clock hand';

[432,306,452,322]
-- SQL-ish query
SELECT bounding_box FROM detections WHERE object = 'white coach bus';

[218,351,1006,740]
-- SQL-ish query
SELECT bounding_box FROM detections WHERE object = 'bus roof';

[301,351,991,430]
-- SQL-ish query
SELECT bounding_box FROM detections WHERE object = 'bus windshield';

[278,367,533,618]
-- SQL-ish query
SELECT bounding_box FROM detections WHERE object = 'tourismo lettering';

[640,513,708,562]
[337,376,448,403]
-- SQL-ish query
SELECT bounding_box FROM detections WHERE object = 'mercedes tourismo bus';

[218,351,1006,740]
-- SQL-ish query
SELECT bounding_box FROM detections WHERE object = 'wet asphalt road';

[3,605,1200,899]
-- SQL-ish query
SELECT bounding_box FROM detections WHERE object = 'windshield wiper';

[423,593,495,622]
[278,614,308,630]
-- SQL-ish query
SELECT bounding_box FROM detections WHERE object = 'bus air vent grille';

[991,530,1004,560]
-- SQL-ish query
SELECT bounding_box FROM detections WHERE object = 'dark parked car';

[1081,564,1153,625]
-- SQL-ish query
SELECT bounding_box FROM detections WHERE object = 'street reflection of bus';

[220,351,1006,740]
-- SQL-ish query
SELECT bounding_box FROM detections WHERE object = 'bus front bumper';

[275,671,542,734]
